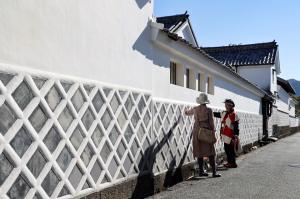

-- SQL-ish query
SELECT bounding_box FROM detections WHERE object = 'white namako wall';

[237,65,277,94]
[0,0,154,90]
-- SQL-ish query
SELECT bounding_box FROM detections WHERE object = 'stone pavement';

[149,132,300,199]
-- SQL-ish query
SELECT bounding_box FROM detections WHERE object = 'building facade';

[0,1,299,199]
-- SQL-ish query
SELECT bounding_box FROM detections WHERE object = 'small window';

[185,68,190,88]
[197,73,201,91]
[272,69,276,83]
[170,62,177,85]
[207,76,214,95]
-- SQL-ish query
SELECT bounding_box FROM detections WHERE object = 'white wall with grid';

[0,65,264,199]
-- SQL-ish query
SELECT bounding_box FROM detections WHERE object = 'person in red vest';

[214,99,239,168]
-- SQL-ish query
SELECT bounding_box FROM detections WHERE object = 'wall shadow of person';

[131,115,183,198]
[163,128,193,188]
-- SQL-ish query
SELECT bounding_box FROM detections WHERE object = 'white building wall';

[237,65,272,93]
[175,23,197,47]
[152,48,262,114]
[0,0,154,90]
[276,85,290,113]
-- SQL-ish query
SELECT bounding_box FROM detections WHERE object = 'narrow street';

[152,133,300,199]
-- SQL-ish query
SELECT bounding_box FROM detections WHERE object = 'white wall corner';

[150,20,164,41]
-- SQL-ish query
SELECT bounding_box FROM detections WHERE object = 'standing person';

[214,99,239,168]
[184,93,221,177]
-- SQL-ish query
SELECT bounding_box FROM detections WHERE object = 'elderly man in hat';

[214,99,239,168]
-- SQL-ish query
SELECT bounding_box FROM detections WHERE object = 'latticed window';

[170,61,177,85]
[185,68,190,88]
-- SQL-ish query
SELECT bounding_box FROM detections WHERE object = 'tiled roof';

[156,12,189,31]
[277,77,296,94]
[202,41,278,67]
[160,29,273,100]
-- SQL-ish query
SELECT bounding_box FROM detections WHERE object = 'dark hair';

[224,99,235,107]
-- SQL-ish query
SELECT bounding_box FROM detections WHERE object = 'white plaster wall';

[151,47,262,114]
[0,0,154,90]
[176,23,197,47]
[276,85,289,113]
[277,110,290,126]
[289,101,296,117]
[270,66,278,94]
[237,65,272,92]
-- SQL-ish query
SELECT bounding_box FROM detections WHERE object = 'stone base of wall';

[273,125,300,139]
[79,162,195,199]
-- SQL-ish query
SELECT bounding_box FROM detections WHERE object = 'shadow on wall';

[135,0,149,9]
[132,23,167,68]
[131,115,193,198]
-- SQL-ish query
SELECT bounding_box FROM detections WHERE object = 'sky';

[154,0,300,80]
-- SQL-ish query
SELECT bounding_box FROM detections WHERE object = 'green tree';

[291,95,300,117]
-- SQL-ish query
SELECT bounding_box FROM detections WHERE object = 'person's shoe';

[199,172,209,176]
[212,173,222,178]
[224,163,237,168]
[223,163,230,167]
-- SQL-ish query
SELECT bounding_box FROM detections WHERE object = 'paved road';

[150,133,300,199]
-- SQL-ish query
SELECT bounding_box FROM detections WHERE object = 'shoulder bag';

[197,109,217,144]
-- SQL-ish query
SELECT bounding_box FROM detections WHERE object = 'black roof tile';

[202,41,278,67]
[157,12,189,31]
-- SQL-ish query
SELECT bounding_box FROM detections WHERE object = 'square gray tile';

[70,126,85,150]
[143,111,151,127]
[42,168,60,196]
[117,140,126,159]
[108,157,118,178]
[110,93,120,113]
[80,143,94,166]
[138,97,146,114]
[82,108,95,131]
[69,164,83,189]
[92,91,105,113]
[101,109,112,129]
[0,153,14,185]
[27,149,47,178]
[57,147,73,172]
[43,127,61,153]
[124,125,134,143]
[131,110,140,128]
[125,95,134,114]
[123,155,133,173]
[117,109,127,130]
[92,125,104,147]
[100,142,112,163]
[0,102,17,135]
[10,127,33,158]
[45,86,62,111]
[58,106,74,132]
[90,160,102,183]
[71,89,85,112]
[29,105,48,133]
[109,125,120,145]
[12,81,34,110]
[130,138,139,157]
[7,175,31,199]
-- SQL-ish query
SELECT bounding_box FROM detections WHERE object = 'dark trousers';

[224,142,236,164]
[198,155,217,174]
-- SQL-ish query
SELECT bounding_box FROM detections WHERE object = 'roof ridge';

[202,41,277,52]
[156,11,189,20]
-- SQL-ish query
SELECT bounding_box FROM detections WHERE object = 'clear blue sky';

[154,0,300,80]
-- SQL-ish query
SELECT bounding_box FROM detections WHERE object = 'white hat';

[196,93,210,104]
